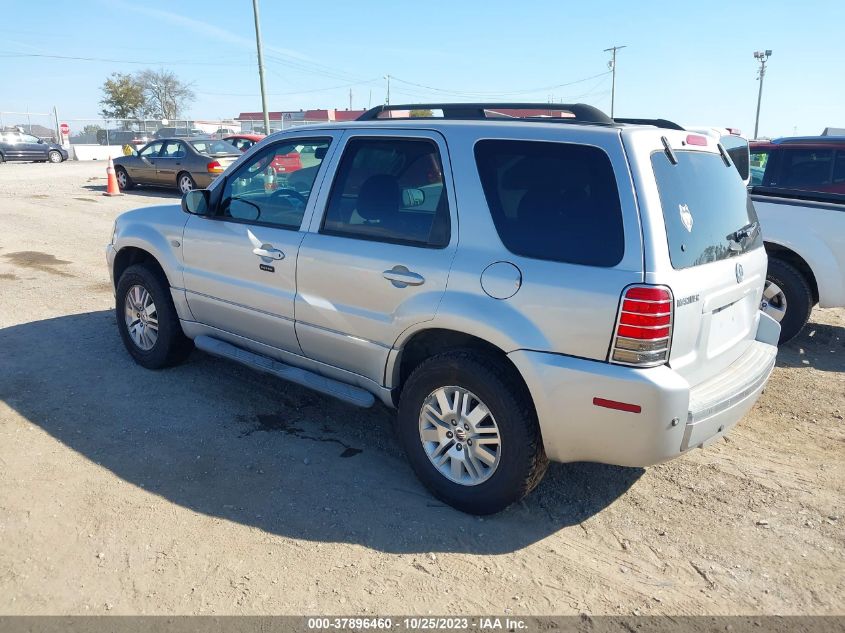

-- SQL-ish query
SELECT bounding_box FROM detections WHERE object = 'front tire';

[398,350,548,515]
[115,166,134,190]
[48,150,63,163]
[764,258,813,344]
[116,264,192,369]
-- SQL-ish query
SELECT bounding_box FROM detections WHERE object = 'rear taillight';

[207,160,224,173]
[610,285,673,366]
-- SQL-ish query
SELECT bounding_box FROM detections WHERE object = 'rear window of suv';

[652,150,761,269]
[474,140,624,267]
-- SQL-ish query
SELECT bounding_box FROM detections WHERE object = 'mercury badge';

[679,203,694,232]
[736,262,744,284]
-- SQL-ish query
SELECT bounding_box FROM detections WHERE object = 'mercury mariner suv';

[107,103,780,514]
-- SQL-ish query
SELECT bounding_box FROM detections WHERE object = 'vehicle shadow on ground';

[0,311,643,554]
[82,183,181,198]
[775,320,845,373]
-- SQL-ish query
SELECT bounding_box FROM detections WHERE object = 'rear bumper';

[509,312,780,466]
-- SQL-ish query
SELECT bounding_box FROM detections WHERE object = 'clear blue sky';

[1,0,842,137]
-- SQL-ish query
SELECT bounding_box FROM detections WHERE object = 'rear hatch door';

[623,129,767,387]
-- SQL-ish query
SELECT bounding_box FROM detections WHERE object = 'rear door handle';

[383,266,425,287]
[253,246,285,260]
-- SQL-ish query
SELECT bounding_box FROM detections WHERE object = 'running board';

[194,335,375,408]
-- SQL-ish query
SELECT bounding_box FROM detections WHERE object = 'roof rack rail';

[356,103,613,125]
[613,117,685,131]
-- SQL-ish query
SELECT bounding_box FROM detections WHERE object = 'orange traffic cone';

[104,157,122,197]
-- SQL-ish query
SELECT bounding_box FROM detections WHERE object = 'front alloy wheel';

[419,386,502,486]
[48,150,62,163]
[124,284,159,351]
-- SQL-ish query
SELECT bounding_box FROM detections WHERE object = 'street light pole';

[753,50,772,140]
[251,0,270,135]
[604,45,626,118]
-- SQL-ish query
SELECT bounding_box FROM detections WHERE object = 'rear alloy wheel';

[178,172,196,194]
[764,258,813,344]
[398,350,547,515]
[48,150,63,163]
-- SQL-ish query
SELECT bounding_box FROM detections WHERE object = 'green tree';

[137,69,194,120]
[99,73,147,121]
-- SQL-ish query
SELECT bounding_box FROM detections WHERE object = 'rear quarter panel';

[754,195,845,307]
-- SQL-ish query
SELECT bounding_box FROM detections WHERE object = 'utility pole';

[349,88,353,111]
[384,75,391,107]
[753,50,772,140]
[603,45,626,118]
[251,0,270,135]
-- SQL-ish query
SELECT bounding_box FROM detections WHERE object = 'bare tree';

[137,69,195,120]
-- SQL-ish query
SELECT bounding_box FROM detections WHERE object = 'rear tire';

[398,349,547,515]
[765,258,813,344]
[177,171,196,194]
[116,264,192,369]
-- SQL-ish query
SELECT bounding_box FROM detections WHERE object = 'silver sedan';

[113,137,240,194]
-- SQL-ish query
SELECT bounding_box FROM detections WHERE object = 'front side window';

[322,138,450,247]
[21,133,40,143]
[140,142,163,158]
[779,149,834,191]
[474,140,624,267]
[219,138,331,229]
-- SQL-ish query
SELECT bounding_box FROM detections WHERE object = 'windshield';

[652,150,761,269]
[190,139,239,156]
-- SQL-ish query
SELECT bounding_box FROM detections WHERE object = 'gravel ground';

[0,161,843,615]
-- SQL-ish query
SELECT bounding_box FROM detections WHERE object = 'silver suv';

[107,103,780,514]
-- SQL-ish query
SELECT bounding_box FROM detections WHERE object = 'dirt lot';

[0,161,842,616]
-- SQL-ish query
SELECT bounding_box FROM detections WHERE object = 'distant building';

[236,109,367,132]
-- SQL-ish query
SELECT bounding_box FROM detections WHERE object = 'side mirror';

[401,187,426,207]
[37,138,45,144]
[182,189,210,215]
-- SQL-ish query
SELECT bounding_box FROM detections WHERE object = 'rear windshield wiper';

[726,221,759,251]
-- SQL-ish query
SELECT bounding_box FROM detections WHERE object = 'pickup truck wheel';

[115,166,134,190]
[116,264,192,369]
[765,258,813,344]
[398,350,547,515]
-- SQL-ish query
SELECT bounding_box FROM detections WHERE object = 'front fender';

[113,205,189,289]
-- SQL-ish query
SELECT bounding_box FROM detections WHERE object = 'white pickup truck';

[749,138,845,342]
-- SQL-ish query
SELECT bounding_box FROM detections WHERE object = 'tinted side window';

[322,138,450,248]
[779,149,834,191]
[220,138,330,230]
[834,151,845,185]
[161,141,185,158]
[474,140,624,267]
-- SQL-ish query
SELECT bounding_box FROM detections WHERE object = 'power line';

[0,51,249,67]
[197,78,380,98]
[389,71,612,99]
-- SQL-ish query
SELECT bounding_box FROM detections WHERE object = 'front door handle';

[383,265,425,288]
[253,246,285,260]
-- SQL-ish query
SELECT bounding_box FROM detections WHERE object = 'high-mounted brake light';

[685,134,708,146]
[610,285,673,366]
[207,160,224,174]
[726,127,741,136]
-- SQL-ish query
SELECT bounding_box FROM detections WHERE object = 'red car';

[750,137,845,195]
[224,133,303,174]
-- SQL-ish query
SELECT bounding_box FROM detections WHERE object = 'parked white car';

[750,138,845,342]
